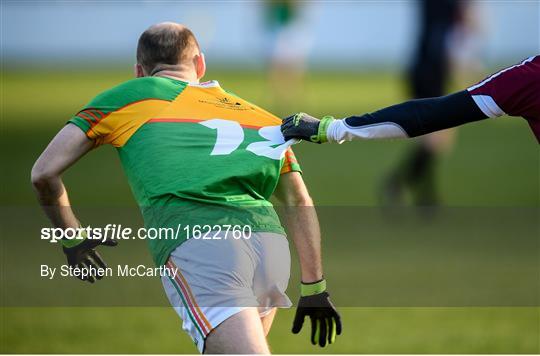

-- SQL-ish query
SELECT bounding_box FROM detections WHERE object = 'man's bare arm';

[273,171,341,347]
[31,123,116,283]
[31,123,94,228]
[273,171,322,283]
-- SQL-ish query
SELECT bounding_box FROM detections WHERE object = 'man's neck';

[153,70,199,84]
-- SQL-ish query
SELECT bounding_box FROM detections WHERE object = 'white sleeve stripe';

[328,119,408,143]
[342,120,409,136]
[470,94,506,118]
[467,56,536,91]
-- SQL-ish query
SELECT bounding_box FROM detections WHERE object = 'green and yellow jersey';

[69,77,301,266]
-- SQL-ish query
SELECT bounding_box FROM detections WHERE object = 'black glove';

[62,230,117,283]
[292,279,342,347]
[281,113,335,143]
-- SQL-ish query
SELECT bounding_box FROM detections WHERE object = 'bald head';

[136,22,200,76]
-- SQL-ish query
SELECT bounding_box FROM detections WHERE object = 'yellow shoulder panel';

[88,99,170,147]
[155,86,281,128]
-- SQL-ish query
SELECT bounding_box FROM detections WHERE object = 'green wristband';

[60,227,87,248]
[310,116,335,143]
[318,116,335,143]
[301,279,327,297]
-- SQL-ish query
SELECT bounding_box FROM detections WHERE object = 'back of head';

[136,22,200,76]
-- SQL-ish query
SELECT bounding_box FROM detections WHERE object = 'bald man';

[31,23,340,353]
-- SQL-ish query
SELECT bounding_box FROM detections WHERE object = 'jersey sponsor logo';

[198,96,255,111]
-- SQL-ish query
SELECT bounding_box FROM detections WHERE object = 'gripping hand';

[281,113,335,143]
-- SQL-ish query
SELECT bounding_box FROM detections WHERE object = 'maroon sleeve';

[467,56,540,119]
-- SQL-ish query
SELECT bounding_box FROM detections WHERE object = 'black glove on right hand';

[292,280,342,347]
[281,113,322,142]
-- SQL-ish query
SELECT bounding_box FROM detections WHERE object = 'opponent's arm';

[31,123,116,283]
[282,90,488,143]
[273,172,342,347]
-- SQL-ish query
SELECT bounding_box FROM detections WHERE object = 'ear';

[134,64,146,78]
[195,52,206,80]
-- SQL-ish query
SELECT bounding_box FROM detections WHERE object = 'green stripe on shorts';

[167,275,206,340]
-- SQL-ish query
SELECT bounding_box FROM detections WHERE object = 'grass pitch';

[1,67,538,353]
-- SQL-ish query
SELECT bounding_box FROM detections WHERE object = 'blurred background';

[1,0,539,354]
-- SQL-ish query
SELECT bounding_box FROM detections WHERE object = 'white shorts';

[161,232,291,353]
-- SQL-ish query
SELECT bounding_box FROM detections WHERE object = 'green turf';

[1,308,538,354]
[1,68,538,353]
